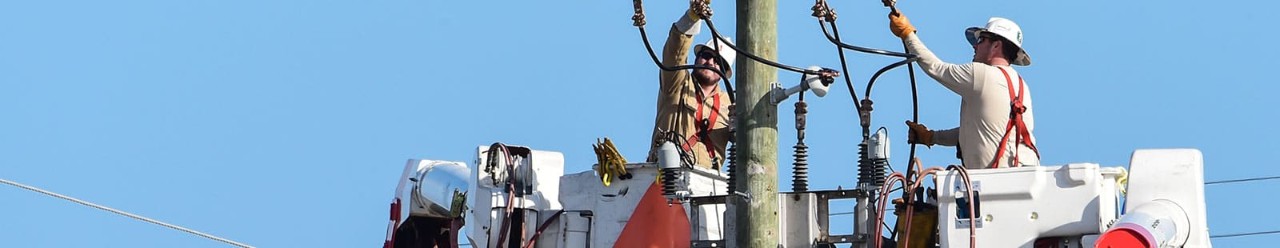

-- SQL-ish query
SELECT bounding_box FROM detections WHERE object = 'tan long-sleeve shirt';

[645,15,731,170]
[905,33,1040,169]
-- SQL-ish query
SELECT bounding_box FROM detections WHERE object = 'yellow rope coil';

[593,138,629,186]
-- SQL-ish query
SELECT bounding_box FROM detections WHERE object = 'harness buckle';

[1009,102,1027,118]
[696,119,712,138]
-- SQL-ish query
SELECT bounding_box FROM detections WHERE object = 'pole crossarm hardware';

[627,1,942,247]
[810,0,921,141]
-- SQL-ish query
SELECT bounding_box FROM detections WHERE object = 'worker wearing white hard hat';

[889,11,1041,169]
[645,2,736,170]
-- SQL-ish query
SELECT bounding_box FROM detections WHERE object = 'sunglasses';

[977,35,999,44]
[697,50,719,60]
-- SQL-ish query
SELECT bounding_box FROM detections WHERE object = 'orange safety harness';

[989,67,1040,168]
[682,86,722,164]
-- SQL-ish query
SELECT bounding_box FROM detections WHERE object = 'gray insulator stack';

[792,101,809,192]
[662,167,681,197]
[857,142,888,187]
[726,141,737,193]
[792,142,809,192]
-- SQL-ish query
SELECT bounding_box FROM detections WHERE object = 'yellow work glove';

[889,12,916,39]
[905,121,934,147]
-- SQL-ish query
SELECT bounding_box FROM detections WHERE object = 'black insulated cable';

[635,26,736,102]
[818,21,916,59]
[703,18,831,76]
[862,59,916,99]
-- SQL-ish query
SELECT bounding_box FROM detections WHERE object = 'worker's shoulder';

[969,62,1004,71]
[972,64,1027,79]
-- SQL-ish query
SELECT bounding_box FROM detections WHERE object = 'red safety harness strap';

[682,87,722,163]
[989,67,1040,168]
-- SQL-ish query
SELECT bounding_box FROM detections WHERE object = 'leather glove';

[688,0,712,21]
[676,0,710,35]
[905,120,934,146]
[889,12,916,39]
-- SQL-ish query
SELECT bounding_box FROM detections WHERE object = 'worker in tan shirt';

[645,4,736,170]
[889,11,1040,169]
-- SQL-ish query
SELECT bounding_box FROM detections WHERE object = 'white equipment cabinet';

[935,163,1125,247]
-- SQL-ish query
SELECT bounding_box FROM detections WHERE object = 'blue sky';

[1,0,1277,247]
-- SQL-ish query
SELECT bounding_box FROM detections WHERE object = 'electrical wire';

[0,178,253,248]
[1205,176,1280,185]
[636,3,1276,246]
[898,165,942,248]
[872,172,905,248]
[703,18,828,76]
[945,165,977,248]
[817,21,916,59]
[862,59,916,99]
[885,8,926,243]
[493,178,517,248]
[634,26,736,102]
[811,12,924,235]
[1211,230,1280,239]
[810,1,920,145]
[518,159,529,246]
[815,18,919,120]
[896,9,924,200]
[657,131,697,170]
[489,143,523,248]
[810,0,914,59]
[633,13,735,166]
[823,21,864,111]
[817,10,933,246]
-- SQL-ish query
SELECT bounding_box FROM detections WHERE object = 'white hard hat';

[694,37,736,77]
[965,17,1030,66]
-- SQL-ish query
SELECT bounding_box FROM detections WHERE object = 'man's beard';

[694,70,718,86]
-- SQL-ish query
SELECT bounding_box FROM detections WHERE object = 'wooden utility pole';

[732,0,778,247]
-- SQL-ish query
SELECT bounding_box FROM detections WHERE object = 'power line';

[1211,230,1280,239]
[1205,176,1280,185]
[0,178,254,248]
